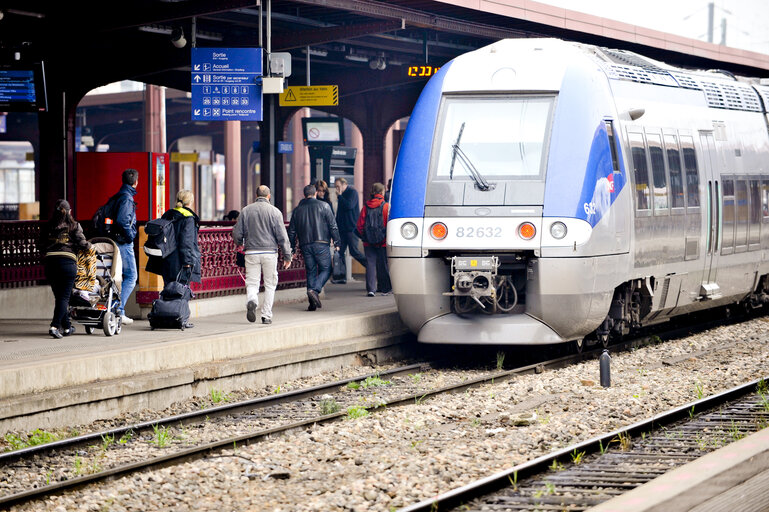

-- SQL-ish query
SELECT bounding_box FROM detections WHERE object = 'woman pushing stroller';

[41,199,91,338]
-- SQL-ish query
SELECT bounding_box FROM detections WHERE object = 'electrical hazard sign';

[279,85,338,106]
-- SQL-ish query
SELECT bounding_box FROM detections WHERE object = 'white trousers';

[245,253,279,320]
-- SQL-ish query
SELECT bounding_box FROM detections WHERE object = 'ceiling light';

[345,54,369,63]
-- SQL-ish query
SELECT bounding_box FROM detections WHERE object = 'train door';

[698,131,722,298]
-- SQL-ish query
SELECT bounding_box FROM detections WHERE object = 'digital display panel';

[0,62,47,112]
[301,117,345,146]
[406,65,441,78]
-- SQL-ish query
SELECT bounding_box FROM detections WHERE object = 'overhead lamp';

[302,48,328,57]
[171,27,186,48]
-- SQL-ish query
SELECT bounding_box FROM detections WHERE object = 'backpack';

[143,217,178,258]
[362,203,386,245]
[92,195,117,237]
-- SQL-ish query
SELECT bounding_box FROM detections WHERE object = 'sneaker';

[184,323,195,329]
[120,315,134,325]
[380,291,392,296]
[62,325,76,336]
[49,327,63,339]
[247,300,257,323]
[367,291,376,297]
[261,317,272,324]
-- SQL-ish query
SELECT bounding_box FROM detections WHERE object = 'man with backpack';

[356,182,392,297]
[102,168,139,324]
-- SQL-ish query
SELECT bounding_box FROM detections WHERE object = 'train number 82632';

[455,226,502,238]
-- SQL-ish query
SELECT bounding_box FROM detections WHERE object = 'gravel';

[6,316,769,511]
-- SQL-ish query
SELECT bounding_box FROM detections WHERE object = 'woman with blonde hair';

[158,190,201,293]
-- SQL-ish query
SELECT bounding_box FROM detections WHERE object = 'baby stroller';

[69,237,123,336]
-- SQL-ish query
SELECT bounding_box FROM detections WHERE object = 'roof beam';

[288,0,530,40]
[272,19,405,50]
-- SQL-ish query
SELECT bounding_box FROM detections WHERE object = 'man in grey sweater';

[232,185,292,324]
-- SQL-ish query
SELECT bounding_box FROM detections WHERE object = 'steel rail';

[0,346,617,509]
[398,376,769,512]
[0,363,427,465]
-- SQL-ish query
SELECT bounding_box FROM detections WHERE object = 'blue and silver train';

[387,38,769,347]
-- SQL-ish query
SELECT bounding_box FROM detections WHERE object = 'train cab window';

[749,179,760,247]
[605,121,620,172]
[680,136,700,208]
[647,134,668,213]
[664,135,685,208]
[722,178,735,253]
[735,179,749,251]
[629,132,650,211]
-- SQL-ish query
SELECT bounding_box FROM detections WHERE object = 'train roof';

[451,38,769,114]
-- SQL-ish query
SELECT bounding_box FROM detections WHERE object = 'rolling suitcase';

[148,269,193,330]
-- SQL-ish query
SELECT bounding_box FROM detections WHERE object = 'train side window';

[664,135,685,208]
[647,133,668,213]
[605,121,620,172]
[722,178,735,253]
[735,179,749,251]
[762,177,769,222]
[629,132,650,211]
[680,136,700,208]
[749,179,760,247]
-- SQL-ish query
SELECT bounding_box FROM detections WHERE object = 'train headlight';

[549,221,567,240]
[430,222,448,240]
[518,222,536,240]
[400,222,418,240]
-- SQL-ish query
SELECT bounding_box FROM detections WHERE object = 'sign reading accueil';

[191,48,262,121]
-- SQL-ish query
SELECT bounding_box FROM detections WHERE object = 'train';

[387,38,769,347]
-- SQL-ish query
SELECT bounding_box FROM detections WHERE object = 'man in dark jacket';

[334,178,366,282]
[288,184,341,311]
[112,168,139,324]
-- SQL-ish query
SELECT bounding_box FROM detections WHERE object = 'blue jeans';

[118,242,137,315]
[302,242,331,294]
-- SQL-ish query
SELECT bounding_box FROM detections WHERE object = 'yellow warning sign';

[279,85,338,106]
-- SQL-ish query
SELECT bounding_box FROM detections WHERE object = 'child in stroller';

[69,237,124,336]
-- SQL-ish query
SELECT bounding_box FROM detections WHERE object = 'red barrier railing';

[0,221,305,302]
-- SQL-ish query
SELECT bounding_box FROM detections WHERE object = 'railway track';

[0,308,758,510]
[400,377,769,512]
[0,341,628,510]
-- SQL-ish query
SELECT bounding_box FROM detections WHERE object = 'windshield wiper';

[449,122,493,191]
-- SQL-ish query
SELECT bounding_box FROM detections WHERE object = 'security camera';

[171,27,186,49]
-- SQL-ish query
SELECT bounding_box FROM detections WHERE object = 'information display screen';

[301,118,345,146]
[0,62,47,112]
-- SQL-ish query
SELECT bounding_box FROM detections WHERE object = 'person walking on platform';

[288,184,341,311]
[334,177,366,282]
[41,199,90,338]
[357,182,392,297]
[111,169,139,325]
[154,190,201,287]
[232,185,293,325]
[315,179,333,209]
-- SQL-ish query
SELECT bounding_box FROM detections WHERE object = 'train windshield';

[433,95,554,179]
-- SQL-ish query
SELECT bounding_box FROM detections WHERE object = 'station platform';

[589,424,769,512]
[0,280,413,433]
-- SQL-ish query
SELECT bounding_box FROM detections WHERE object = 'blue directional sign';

[277,141,293,154]
[191,48,262,121]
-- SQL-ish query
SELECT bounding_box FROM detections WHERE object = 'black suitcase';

[148,271,193,330]
[331,250,346,284]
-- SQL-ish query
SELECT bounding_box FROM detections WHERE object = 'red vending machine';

[74,152,169,222]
